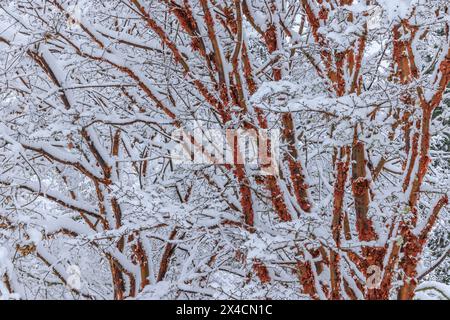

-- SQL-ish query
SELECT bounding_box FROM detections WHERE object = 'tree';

[0,0,449,300]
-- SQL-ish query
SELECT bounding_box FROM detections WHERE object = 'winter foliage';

[0,0,449,300]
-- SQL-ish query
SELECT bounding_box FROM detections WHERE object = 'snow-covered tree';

[0,0,449,300]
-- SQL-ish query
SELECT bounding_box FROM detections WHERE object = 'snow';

[0,0,448,301]
[378,0,415,22]
[415,281,450,300]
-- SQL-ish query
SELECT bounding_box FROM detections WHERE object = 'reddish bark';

[351,134,377,242]
[253,260,271,284]
[297,261,318,299]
